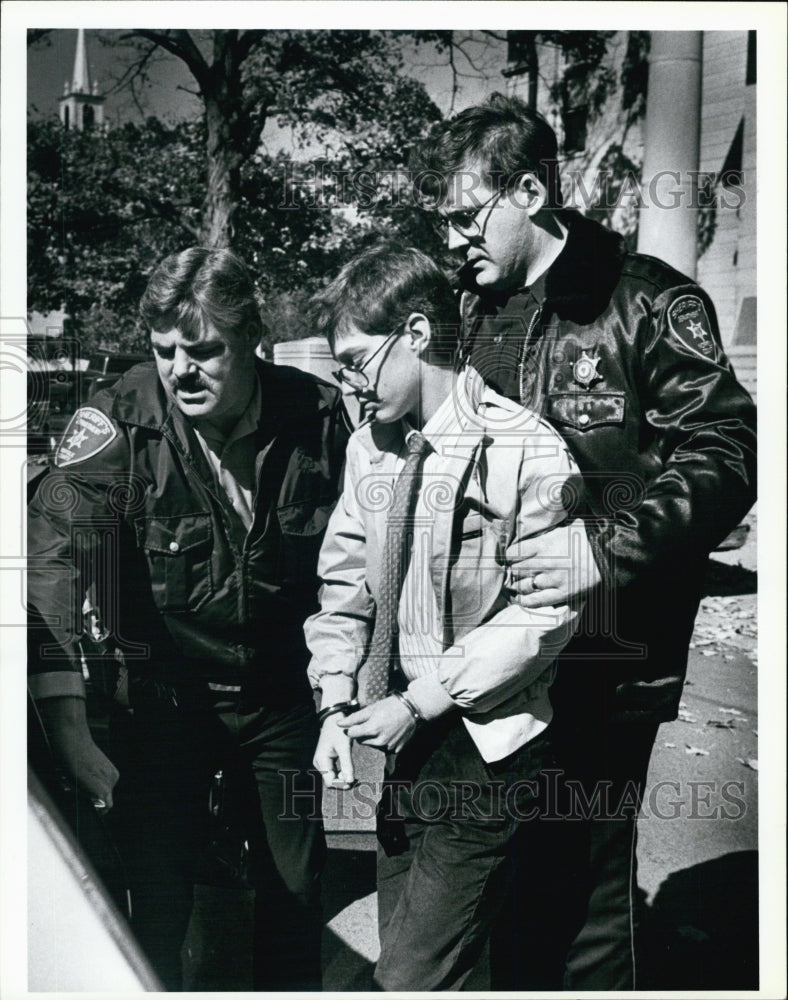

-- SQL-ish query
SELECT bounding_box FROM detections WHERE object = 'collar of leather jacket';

[458,209,628,325]
[109,357,337,441]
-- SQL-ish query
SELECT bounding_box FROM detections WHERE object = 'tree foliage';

[28,30,446,353]
[28,29,656,352]
[100,30,445,246]
[28,116,204,352]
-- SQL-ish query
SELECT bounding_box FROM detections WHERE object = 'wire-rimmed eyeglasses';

[432,189,503,240]
[331,322,406,390]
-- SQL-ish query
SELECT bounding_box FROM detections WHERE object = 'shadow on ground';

[181,844,378,991]
[703,558,757,596]
[640,850,759,990]
[321,845,378,991]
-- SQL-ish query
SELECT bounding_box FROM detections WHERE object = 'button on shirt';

[192,379,262,533]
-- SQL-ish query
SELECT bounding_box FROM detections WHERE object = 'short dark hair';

[310,243,460,361]
[139,247,263,343]
[410,93,562,208]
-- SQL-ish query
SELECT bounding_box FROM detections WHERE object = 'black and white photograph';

[1,2,785,995]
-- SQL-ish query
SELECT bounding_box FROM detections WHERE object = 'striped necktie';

[357,431,431,706]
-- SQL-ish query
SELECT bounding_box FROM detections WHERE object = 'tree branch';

[450,37,488,75]
[27,29,53,48]
[106,42,159,97]
[126,29,211,91]
[234,30,267,66]
[447,42,459,113]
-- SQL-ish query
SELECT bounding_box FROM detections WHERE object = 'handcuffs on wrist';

[317,699,359,726]
[390,690,424,727]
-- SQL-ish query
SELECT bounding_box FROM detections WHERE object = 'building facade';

[504,30,756,365]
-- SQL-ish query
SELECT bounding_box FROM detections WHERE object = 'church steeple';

[71,26,91,93]
[59,29,106,131]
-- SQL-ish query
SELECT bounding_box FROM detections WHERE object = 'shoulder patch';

[667,294,719,362]
[54,407,118,468]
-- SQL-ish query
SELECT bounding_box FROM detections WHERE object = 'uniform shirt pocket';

[277,500,335,587]
[135,513,214,612]
[546,392,626,432]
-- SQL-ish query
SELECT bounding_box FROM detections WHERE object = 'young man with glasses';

[305,242,585,990]
[411,94,757,989]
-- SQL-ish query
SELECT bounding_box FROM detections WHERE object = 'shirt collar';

[525,266,549,305]
[400,369,468,451]
[193,376,261,449]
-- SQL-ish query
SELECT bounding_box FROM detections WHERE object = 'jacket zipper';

[168,432,249,627]
[518,304,543,407]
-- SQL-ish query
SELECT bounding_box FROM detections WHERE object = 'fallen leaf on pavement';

[736,758,758,771]
[663,742,676,748]
[685,745,709,756]
[720,708,744,715]
[706,719,736,729]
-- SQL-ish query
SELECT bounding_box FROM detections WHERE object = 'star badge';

[67,427,89,450]
[54,406,118,468]
[573,351,602,389]
[687,319,708,343]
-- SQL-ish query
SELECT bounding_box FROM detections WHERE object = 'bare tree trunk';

[201,97,242,247]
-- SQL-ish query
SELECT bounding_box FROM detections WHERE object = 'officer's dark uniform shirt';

[27,359,348,708]
[460,210,757,723]
[467,271,546,407]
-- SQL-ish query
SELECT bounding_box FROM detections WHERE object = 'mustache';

[173,373,207,392]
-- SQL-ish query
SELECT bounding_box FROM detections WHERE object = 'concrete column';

[637,32,703,278]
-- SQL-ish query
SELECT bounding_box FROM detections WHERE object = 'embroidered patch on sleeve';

[54,407,118,468]
[666,295,719,362]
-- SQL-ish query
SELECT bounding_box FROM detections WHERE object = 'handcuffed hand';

[507,519,602,608]
[336,696,418,754]
[314,713,356,790]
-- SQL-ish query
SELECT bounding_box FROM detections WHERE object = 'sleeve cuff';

[406,674,456,721]
[584,519,616,589]
[28,671,87,702]
[316,672,356,708]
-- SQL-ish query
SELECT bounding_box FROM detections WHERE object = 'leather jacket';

[460,210,757,722]
[28,359,348,708]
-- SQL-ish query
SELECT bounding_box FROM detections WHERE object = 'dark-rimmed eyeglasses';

[432,190,503,240]
[331,322,405,390]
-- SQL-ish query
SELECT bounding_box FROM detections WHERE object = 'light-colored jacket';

[305,368,584,761]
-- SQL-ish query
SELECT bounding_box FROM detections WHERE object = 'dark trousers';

[107,696,325,991]
[374,716,554,992]
[491,715,660,990]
